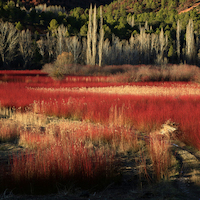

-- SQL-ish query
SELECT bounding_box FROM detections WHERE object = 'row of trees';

[0,14,198,69]
[0,22,35,68]
[2,0,200,40]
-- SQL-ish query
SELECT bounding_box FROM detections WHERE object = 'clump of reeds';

[8,141,116,194]
[148,132,171,181]
[0,120,19,142]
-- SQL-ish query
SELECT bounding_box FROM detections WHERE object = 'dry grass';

[42,63,200,83]
[0,110,175,194]
[33,82,200,96]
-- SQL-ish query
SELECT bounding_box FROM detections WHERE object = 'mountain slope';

[5,0,200,13]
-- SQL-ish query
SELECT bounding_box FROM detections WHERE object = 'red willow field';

[0,70,200,194]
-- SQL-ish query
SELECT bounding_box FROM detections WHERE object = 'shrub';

[169,64,197,81]
[127,64,200,82]
[43,52,74,80]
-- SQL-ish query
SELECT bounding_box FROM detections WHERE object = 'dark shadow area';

[4,0,114,10]
[48,0,114,10]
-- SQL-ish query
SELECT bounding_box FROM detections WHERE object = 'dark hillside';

[2,0,200,12]
[2,0,114,9]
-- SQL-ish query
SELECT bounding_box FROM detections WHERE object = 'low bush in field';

[43,52,75,80]
[1,64,199,84]
[126,64,199,82]
[42,63,200,83]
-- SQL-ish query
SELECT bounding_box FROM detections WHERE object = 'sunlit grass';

[0,69,200,195]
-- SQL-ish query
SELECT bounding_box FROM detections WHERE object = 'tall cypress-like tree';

[91,4,97,65]
[98,5,104,67]
[186,19,195,64]
[176,20,181,62]
[86,4,92,65]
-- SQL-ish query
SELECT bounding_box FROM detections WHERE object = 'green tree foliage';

[80,24,88,36]
[48,19,59,34]
[15,21,23,31]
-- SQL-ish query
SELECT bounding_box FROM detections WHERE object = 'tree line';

[0,3,200,69]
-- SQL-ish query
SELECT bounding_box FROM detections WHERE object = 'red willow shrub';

[33,93,200,150]
[1,82,200,149]
[5,138,116,194]
[1,120,137,194]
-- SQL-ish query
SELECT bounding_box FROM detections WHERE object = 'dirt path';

[179,1,200,14]
[172,144,200,200]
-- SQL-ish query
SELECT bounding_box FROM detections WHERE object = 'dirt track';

[179,1,200,14]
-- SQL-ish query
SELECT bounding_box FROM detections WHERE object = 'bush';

[127,64,200,82]
[43,52,74,80]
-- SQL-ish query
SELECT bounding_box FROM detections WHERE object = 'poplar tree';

[186,19,195,64]
[66,36,82,64]
[86,4,92,65]
[46,32,56,62]
[99,5,104,66]
[91,4,97,65]
[54,24,68,56]
[156,27,168,64]
[19,29,34,68]
[176,20,181,62]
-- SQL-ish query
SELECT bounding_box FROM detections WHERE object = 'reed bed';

[0,115,138,194]
[0,71,200,194]
[1,81,200,149]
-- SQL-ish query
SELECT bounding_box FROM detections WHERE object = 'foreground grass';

[0,68,200,197]
[0,111,178,195]
[1,112,200,199]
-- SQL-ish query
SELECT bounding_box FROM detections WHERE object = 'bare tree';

[91,4,97,65]
[66,36,82,64]
[102,38,110,64]
[127,15,135,27]
[37,37,46,60]
[138,26,151,64]
[129,34,139,64]
[46,32,56,62]
[98,5,104,67]
[54,24,68,56]
[86,4,93,65]
[0,22,19,67]
[176,20,181,62]
[186,19,195,64]
[156,27,168,64]
[19,29,34,68]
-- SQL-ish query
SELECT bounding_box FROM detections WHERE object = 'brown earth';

[179,1,200,14]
